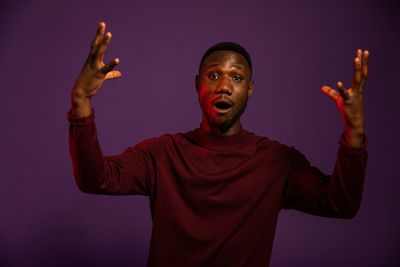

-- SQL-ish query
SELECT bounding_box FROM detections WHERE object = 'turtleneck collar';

[186,124,254,150]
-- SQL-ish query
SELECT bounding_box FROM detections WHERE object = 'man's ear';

[195,75,199,91]
[248,80,254,97]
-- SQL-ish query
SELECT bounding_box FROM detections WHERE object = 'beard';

[204,97,248,133]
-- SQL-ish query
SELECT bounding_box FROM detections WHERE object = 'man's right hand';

[71,22,121,117]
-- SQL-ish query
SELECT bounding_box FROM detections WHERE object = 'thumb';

[321,85,340,102]
[105,70,122,80]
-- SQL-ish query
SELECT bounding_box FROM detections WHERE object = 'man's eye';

[208,73,219,80]
[232,75,243,82]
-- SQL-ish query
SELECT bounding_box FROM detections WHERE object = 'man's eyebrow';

[205,63,246,70]
[206,63,220,69]
[232,64,245,69]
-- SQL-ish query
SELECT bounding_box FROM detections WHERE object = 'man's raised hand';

[321,49,369,148]
[71,22,121,117]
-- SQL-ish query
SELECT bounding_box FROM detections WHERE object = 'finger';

[90,22,106,54]
[360,50,369,90]
[321,85,340,102]
[352,49,363,89]
[356,48,362,60]
[337,81,349,99]
[105,70,122,80]
[97,32,112,62]
[101,58,120,74]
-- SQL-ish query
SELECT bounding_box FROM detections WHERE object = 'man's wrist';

[344,127,365,148]
[71,90,92,118]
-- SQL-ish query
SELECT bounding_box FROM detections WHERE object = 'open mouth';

[213,99,233,113]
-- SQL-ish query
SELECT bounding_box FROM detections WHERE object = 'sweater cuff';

[67,109,95,126]
[338,133,368,155]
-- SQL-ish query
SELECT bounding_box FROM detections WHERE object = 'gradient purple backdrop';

[0,0,399,266]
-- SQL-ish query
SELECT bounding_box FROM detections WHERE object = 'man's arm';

[68,23,152,195]
[68,110,153,195]
[282,49,370,218]
[282,140,367,218]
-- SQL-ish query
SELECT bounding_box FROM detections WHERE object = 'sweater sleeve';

[68,110,155,196]
[282,135,368,218]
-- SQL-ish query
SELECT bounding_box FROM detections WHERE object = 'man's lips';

[212,98,233,114]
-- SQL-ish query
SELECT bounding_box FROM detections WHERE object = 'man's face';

[196,50,254,134]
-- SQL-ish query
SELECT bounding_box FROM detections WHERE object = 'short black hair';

[199,42,253,76]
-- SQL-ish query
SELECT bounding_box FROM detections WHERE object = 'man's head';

[198,42,253,78]
[196,42,254,135]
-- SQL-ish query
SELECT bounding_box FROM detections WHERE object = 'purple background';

[1,0,399,266]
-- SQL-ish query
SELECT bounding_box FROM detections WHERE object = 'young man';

[68,22,369,267]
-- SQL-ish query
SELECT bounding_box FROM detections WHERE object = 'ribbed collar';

[186,125,254,150]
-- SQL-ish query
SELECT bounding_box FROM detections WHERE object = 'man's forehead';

[201,50,250,71]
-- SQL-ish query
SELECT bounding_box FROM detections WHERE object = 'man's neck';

[200,120,242,136]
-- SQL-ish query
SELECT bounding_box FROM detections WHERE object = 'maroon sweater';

[68,110,368,267]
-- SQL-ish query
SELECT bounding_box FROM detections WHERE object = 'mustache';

[212,95,233,106]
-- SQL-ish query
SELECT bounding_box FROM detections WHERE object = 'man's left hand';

[321,49,369,148]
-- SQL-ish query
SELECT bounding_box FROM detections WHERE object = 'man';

[68,22,369,266]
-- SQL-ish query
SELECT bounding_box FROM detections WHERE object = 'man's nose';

[215,76,232,95]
